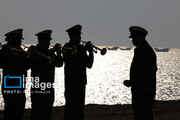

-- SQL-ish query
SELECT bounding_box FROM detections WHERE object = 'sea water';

[0,47,180,110]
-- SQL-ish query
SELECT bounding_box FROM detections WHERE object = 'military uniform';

[29,30,63,120]
[63,25,94,120]
[129,26,157,120]
[0,29,29,120]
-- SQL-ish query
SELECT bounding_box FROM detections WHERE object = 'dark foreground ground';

[0,100,180,120]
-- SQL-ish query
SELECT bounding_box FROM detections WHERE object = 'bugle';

[50,43,77,54]
[0,42,54,63]
[0,42,27,54]
[21,44,29,51]
[81,40,107,55]
[20,44,53,62]
[27,45,53,62]
[61,46,77,54]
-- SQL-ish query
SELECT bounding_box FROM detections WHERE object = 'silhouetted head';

[35,30,52,49]
[66,24,82,45]
[129,26,148,46]
[5,28,24,47]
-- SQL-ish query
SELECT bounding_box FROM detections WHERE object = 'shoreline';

[0,100,180,120]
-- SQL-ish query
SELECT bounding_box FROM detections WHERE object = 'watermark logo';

[3,75,57,94]
[3,75,55,91]
[4,75,22,88]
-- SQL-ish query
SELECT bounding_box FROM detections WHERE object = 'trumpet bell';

[100,48,107,55]
[81,40,107,55]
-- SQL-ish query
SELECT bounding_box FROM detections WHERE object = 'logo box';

[4,75,22,88]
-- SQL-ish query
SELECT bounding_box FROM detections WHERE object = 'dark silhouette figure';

[29,30,63,120]
[124,26,157,120]
[63,24,94,120]
[0,29,29,120]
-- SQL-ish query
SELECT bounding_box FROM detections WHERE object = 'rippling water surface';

[0,47,180,109]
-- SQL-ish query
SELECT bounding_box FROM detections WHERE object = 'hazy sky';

[0,0,180,48]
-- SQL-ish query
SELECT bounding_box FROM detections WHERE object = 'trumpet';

[21,44,29,51]
[16,44,53,62]
[61,46,78,54]
[50,43,78,54]
[81,40,107,55]
[0,42,27,54]
[27,45,54,62]
[0,42,55,64]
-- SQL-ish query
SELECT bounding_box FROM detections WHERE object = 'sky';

[0,0,179,48]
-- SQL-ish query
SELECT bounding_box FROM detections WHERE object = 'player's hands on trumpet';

[27,45,36,56]
[81,40,107,55]
[84,41,93,53]
[52,43,62,54]
[28,45,52,63]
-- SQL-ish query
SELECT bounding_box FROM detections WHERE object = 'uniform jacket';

[29,44,63,84]
[130,40,157,98]
[63,41,94,88]
[0,44,29,91]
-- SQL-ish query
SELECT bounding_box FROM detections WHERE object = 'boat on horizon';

[106,46,119,50]
[154,47,170,52]
[119,46,132,50]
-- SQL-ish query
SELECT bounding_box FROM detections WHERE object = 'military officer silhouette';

[63,24,94,120]
[124,26,157,120]
[0,29,29,120]
[29,30,63,120]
